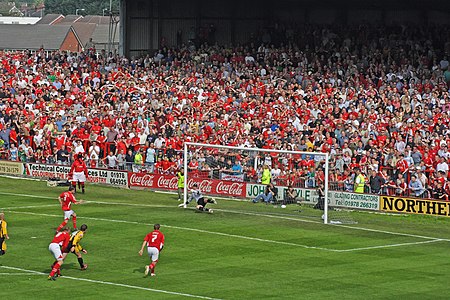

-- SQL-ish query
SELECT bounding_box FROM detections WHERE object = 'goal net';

[183,142,356,224]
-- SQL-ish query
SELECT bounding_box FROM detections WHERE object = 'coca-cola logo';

[188,179,213,193]
[157,176,178,189]
[128,173,246,197]
[216,181,244,195]
[129,173,154,187]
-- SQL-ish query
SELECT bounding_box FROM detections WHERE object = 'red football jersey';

[59,191,77,211]
[51,231,70,249]
[70,159,88,175]
[144,230,165,251]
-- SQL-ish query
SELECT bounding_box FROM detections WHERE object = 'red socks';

[72,216,77,230]
[56,220,68,232]
[49,263,61,277]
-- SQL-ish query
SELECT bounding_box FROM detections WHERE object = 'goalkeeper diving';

[178,183,217,213]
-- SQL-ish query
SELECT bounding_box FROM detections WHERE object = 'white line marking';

[2,191,450,244]
[217,208,450,242]
[0,175,41,181]
[333,239,444,252]
[0,191,54,199]
[330,223,448,242]
[0,266,221,299]
[0,204,59,210]
[0,273,44,276]
[7,209,446,252]
[5,210,336,251]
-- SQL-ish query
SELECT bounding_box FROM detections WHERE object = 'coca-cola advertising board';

[26,163,128,188]
[129,172,247,198]
[128,173,178,190]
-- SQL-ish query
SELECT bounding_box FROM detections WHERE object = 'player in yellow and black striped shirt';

[64,224,88,270]
[0,212,9,255]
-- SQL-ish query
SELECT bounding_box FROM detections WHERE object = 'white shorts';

[147,247,160,262]
[72,171,86,183]
[64,210,75,220]
[49,243,64,260]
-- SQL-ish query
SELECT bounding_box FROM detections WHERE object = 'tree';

[44,0,119,16]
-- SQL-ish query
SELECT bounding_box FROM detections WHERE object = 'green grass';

[0,176,450,299]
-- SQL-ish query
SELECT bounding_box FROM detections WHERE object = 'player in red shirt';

[56,186,85,232]
[139,224,165,277]
[48,227,71,280]
[69,153,89,193]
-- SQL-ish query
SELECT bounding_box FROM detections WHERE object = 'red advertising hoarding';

[128,172,246,198]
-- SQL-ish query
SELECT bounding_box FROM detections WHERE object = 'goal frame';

[183,142,330,224]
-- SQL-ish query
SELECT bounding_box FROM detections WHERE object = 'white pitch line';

[330,223,450,242]
[6,209,445,252]
[5,210,336,252]
[0,273,44,276]
[217,208,450,242]
[2,191,450,244]
[0,191,54,199]
[0,191,177,209]
[0,174,41,181]
[0,204,59,210]
[334,239,444,252]
[0,266,220,300]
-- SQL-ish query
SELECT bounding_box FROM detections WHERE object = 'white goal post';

[183,142,330,224]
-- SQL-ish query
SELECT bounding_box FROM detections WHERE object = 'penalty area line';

[7,210,443,252]
[5,210,338,252]
[0,191,54,200]
[0,266,221,300]
[0,204,59,210]
[333,239,445,252]
[0,273,44,276]
[2,191,450,244]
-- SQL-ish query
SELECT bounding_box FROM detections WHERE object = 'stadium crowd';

[0,23,450,199]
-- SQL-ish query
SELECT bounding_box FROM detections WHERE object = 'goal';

[183,142,338,224]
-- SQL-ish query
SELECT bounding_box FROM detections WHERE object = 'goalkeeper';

[178,183,217,213]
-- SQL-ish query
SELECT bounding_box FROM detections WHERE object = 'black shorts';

[63,244,71,253]
[197,197,206,207]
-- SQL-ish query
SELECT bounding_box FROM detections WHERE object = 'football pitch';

[1,177,450,299]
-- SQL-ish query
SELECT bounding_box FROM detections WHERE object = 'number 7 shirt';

[144,230,165,251]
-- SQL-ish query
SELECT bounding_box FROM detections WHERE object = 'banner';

[26,163,128,188]
[0,160,24,175]
[380,196,450,217]
[128,172,247,197]
[246,184,318,204]
[246,184,379,210]
[26,163,70,179]
[128,173,178,190]
[219,173,245,182]
[330,191,379,210]
[187,178,246,197]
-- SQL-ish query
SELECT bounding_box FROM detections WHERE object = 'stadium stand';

[0,23,449,198]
